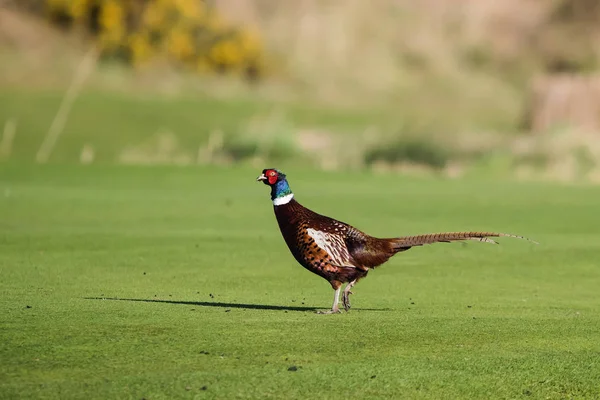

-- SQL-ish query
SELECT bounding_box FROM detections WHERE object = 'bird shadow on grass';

[84,297,391,312]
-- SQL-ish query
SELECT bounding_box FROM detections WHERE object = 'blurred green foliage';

[364,138,451,170]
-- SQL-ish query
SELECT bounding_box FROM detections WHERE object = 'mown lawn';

[1,164,599,399]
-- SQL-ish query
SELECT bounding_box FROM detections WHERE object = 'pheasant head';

[256,168,294,205]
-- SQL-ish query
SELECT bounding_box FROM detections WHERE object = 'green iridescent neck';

[271,178,294,205]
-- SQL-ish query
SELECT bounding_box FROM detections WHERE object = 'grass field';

[1,164,600,399]
[0,88,394,164]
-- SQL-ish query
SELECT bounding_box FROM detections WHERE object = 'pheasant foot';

[342,280,357,311]
[316,287,341,314]
[316,309,341,314]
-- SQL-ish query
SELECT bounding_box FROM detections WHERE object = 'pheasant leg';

[317,287,341,314]
[342,280,357,311]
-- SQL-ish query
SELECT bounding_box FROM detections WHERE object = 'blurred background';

[1,0,599,182]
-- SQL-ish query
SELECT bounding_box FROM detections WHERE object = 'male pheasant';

[257,168,536,314]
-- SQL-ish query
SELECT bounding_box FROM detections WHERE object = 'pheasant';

[257,168,536,314]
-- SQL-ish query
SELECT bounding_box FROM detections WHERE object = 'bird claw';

[342,290,353,311]
[316,309,341,315]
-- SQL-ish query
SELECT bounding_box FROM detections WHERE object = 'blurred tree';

[537,0,600,73]
[36,0,264,80]
[521,0,600,134]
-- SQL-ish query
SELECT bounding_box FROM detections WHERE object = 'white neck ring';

[273,193,294,206]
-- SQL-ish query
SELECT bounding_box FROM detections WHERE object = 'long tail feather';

[391,231,538,251]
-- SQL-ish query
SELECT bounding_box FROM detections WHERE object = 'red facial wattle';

[268,174,278,185]
[265,169,278,185]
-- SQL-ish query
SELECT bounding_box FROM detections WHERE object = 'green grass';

[1,164,600,399]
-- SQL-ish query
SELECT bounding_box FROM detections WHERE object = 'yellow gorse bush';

[45,0,264,80]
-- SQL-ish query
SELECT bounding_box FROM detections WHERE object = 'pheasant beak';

[256,173,267,182]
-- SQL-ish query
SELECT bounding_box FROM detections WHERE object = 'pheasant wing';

[306,227,356,268]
